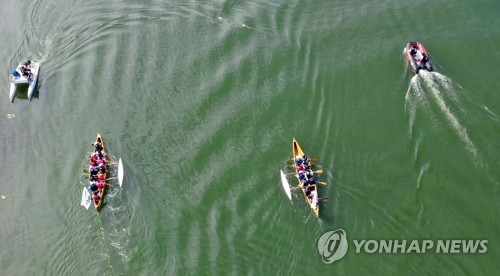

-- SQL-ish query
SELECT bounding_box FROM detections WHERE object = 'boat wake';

[405,71,478,158]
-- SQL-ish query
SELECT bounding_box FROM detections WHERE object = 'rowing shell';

[293,138,319,217]
[280,170,292,200]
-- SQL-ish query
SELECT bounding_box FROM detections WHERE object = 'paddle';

[317,181,328,186]
[318,197,328,201]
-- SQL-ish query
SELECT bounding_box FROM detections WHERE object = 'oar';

[285,169,323,176]
[82,173,116,181]
[289,157,318,162]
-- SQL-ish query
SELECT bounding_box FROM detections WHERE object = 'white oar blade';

[81,188,91,210]
[118,158,124,187]
[280,170,292,201]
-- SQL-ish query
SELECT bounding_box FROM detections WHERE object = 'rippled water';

[1,0,499,274]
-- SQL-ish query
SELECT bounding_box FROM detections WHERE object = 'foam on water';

[405,71,478,158]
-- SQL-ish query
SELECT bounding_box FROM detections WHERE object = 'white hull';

[9,62,40,102]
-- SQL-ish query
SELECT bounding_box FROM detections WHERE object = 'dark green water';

[1,0,499,275]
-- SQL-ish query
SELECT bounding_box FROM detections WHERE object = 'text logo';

[317,229,348,264]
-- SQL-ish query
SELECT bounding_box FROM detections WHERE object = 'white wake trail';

[418,72,478,157]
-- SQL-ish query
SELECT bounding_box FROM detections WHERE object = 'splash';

[405,71,478,158]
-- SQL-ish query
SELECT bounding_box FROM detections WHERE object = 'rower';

[88,182,98,192]
[89,166,99,175]
[94,142,103,151]
[93,192,100,202]
[90,175,98,181]
[307,176,317,185]
[97,181,104,190]
[305,185,316,198]
[98,172,106,181]
[99,164,106,173]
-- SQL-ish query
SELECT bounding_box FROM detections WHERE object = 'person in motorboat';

[420,53,429,64]
[21,66,31,78]
[410,46,417,56]
[11,70,21,78]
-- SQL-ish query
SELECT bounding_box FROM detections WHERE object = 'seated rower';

[94,142,103,152]
[88,182,98,192]
[89,166,99,175]
[99,164,106,173]
[93,192,100,202]
[97,150,105,159]
[90,175,98,181]
[98,172,106,181]
[305,185,316,198]
[301,155,309,165]
[97,158,106,165]
[307,176,317,185]
[97,181,105,190]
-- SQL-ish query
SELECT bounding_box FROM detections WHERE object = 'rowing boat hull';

[92,133,107,211]
[292,138,320,217]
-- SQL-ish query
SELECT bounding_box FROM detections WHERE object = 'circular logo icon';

[318,229,348,264]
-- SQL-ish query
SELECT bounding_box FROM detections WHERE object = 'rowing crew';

[88,142,106,203]
[295,155,318,200]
